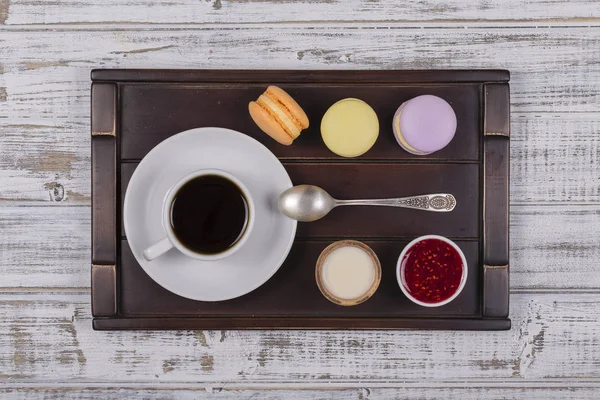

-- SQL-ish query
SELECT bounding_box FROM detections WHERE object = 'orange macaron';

[248,86,309,145]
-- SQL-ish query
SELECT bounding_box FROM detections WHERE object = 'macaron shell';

[321,98,379,158]
[248,101,294,146]
[257,94,301,139]
[397,95,457,154]
[267,86,310,129]
[393,102,430,155]
[395,133,431,155]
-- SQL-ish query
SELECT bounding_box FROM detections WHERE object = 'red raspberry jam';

[401,238,464,304]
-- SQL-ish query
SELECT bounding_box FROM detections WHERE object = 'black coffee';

[170,175,249,254]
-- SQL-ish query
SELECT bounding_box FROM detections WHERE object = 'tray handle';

[482,83,510,318]
[91,82,118,317]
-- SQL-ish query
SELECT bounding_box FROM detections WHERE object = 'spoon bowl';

[278,185,336,222]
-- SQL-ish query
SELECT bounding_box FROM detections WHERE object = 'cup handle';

[143,237,173,261]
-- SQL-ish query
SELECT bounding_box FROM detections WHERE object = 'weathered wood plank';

[0,28,597,203]
[0,204,599,290]
[2,0,599,25]
[0,292,599,381]
[510,204,600,289]
[1,386,600,400]
[0,207,90,288]
[1,115,598,203]
[0,28,598,118]
[511,115,600,204]
[0,121,90,203]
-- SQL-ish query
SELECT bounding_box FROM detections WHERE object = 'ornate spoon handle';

[336,194,456,212]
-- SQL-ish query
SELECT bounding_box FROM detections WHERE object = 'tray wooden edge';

[93,317,511,331]
[91,82,119,318]
[482,83,510,319]
[91,69,510,84]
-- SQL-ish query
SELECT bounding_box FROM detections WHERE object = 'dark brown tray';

[91,69,510,330]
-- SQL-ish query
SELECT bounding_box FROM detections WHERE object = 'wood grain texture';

[90,264,117,317]
[509,205,600,289]
[0,207,89,288]
[0,204,599,290]
[0,28,598,204]
[0,115,599,204]
[483,137,510,264]
[2,115,596,205]
[0,121,90,203]
[2,0,599,25]
[118,80,482,161]
[483,264,510,318]
[90,136,116,264]
[510,115,600,204]
[483,84,510,271]
[0,28,597,117]
[0,292,599,381]
[116,239,482,322]
[94,69,509,83]
[2,386,600,400]
[0,28,598,205]
[90,83,117,266]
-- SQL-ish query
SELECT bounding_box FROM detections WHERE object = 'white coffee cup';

[143,169,255,261]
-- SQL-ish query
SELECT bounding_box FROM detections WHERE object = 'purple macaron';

[393,95,457,155]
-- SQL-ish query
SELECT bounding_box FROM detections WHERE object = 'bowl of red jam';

[396,235,467,307]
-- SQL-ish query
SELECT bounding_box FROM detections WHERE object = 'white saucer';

[123,127,297,301]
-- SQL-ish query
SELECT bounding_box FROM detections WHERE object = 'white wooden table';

[1,1,599,398]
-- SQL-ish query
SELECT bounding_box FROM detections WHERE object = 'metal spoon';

[278,185,457,222]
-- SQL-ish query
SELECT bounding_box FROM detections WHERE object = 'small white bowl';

[396,234,468,307]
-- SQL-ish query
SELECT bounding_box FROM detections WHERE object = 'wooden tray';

[91,69,510,330]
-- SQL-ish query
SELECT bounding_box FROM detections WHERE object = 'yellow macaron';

[248,86,310,145]
[321,98,379,157]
